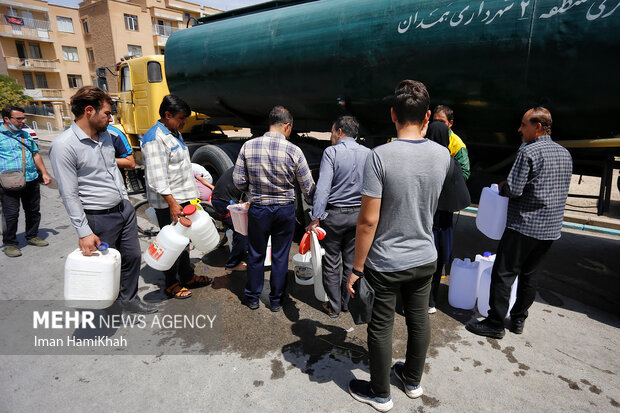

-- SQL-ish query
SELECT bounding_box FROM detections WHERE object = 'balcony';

[0,17,52,42]
[5,57,59,72]
[24,88,64,101]
[153,24,181,46]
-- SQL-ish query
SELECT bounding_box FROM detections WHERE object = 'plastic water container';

[293,252,314,285]
[475,252,496,296]
[183,204,219,253]
[476,184,509,240]
[226,229,233,251]
[227,202,249,235]
[477,266,518,317]
[310,231,328,301]
[143,217,192,271]
[145,207,159,228]
[64,242,121,309]
[264,236,272,267]
[448,258,481,310]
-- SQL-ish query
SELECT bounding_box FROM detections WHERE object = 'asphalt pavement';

[0,141,618,412]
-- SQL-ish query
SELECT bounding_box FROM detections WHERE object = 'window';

[124,14,138,31]
[67,74,83,88]
[120,66,131,92]
[82,19,89,33]
[23,72,34,89]
[35,72,48,88]
[184,12,190,23]
[127,44,142,57]
[56,16,74,33]
[28,43,42,59]
[15,41,26,59]
[87,48,95,62]
[62,46,79,61]
[147,61,162,83]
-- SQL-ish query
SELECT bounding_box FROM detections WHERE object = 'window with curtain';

[67,74,83,88]
[28,43,42,59]
[35,72,48,88]
[87,48,95,62]
[23,73,35,89]
[127,45,142,57]
[56,16,74,33]
[124,14,138,31]
[62,46,79,61]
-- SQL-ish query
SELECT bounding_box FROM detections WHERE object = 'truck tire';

[191,144,234,183]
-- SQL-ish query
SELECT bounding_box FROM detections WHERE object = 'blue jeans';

[211,198,248,267]
[245,203,295,306]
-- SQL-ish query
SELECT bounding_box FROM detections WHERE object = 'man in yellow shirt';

[433,105,470,179]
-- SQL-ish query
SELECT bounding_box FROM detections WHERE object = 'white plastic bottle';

[475,252,496,296]
[476,184,509,240]
[448,258,480,310]
[182,204,219,253]
[292,252,314,285]
[143,217,192,271]
[64,242,121,309]
[477,267,518,317]
[310,231,328,302]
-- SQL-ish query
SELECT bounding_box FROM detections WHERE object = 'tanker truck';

[160,0,619,212]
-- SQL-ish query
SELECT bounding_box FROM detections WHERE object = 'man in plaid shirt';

[233,106,315,312]
[141,95,212,299]
[467,107,572,339]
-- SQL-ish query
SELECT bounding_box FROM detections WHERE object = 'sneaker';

[392,362,423,398]
[245,300,259,310]
[466,318,505,339]
[348,379,393,412]
[322,301,339,319]
[270,304,281,313]
[27,237,49,247]
[3,245,22,257]
[428,306,437,314]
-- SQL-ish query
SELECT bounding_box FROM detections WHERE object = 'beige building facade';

[0,0,220,129]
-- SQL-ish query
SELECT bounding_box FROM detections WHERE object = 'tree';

[0,75,32,108]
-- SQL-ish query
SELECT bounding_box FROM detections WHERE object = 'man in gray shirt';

[50,86,156,314]
[307,116,370,318]
[346,80,450,412]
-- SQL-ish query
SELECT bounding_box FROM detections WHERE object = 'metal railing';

[24,105,54,116]
[0,19,51,39]
[152,24,181,37]
[23,89,63,99]
[5,56,58,70]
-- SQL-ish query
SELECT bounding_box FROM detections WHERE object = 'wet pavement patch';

[580,379,601,394]
[609,397,620,407]
[271,359,285,379]
[421,395,440,408]
[487,337,501,350]
[501,346,518,363]
[253,380,264,387]
[558,375,581,390]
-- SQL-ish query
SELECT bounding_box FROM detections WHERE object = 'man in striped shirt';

[233,106,315,312]
[466,107,572,339]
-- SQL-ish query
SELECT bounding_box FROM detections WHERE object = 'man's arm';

[196,175,215,190]
[115,154,135,169]
[307,149,335,232]
[32,153,51,185]
[346,195,381,296]
[232,145,249,192]
[49,141,100,254]
[295,151,316,204]
[501,151,529,198]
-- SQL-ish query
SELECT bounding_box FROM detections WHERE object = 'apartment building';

[0,0,91,130]
[0,0,220,130]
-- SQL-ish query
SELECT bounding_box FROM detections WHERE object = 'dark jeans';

[245,203,295,306]
[0,180,41,246]
[211,198,248,267]
[487,228,553,327]
[429,210,454,308]
[155,205,194,288]
[321,207,359,314]
[366,261,436,398]
[86,199,140,302]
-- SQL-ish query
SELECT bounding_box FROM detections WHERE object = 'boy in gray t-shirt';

[347,80,450,412]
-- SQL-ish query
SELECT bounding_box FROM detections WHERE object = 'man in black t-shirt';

[211,167,248,271]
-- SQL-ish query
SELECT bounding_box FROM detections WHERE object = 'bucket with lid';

[143,217,192,271]
[476,184,509,240]
[477,267,518,317]
[227,202,249,235]
[183,204,219,253]
[448,258,480,310]
[64,242,121,309]
[293,252,314,285]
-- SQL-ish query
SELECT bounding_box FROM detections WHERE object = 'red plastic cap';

[179,217,192,227]
[183,204,197,215]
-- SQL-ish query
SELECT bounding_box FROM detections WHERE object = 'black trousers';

[0,180,41,246]
[321,207,359,314]
[429,210,454,308]
[155,204,194,288]
[85,199,140,302]
[487,228,553,327]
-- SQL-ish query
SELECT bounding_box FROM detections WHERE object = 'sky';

[48,0,264,11]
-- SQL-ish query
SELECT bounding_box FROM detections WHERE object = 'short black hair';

[2,105,25,121]
[70,86,113,117]
[434,105,454,122]
[159,95,191,118]
[393,80,430,125]
[332,115,359,138]
[269,106,293,126]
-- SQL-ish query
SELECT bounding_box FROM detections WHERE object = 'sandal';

[183,274,213,289]
[165,282,192,299]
